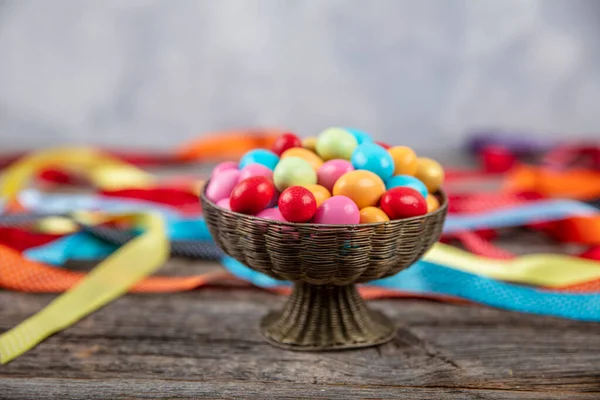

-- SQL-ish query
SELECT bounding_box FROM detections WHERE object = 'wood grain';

[1,284,600,399]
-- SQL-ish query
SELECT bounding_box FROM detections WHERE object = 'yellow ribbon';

[0,148,168,364]
[424,243,600,288]
[0,147,154,200]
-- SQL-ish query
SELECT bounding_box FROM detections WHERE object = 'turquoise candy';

[350,142,395,181]
[345,128,373,145]
[385,175,428,198]
[239,149,279,170]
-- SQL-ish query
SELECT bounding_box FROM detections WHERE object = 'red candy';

[278,186,317,223]
[375,141,391,149]
[230,176,275,214]
[380,187,427,219]
[272,132,302,156]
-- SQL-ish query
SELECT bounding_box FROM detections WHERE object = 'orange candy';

[415,157,444,192]
[332,170,386,209]
[281,147,324,171]
[359,207,390,224]
[302,184,331,207]
[388,146,418,176]
[426,194,440,213]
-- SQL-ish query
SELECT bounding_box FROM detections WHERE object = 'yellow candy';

[281,147,324,172]
[302,184,331,207]
[388,146,418,176]
[332,170,385,209]
[415,157,444,192]
[302,136,318,152]
[359,207,390,224]
[426,194,440,213]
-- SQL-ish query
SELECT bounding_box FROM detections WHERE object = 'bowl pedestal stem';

[260,282,396,351]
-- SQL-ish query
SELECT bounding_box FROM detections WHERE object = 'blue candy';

[350,142,395,181]
[239,149,279,170]
[345,128,373,145]
[386,175,428,198]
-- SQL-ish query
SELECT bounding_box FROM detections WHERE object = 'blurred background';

[0,0,598,161]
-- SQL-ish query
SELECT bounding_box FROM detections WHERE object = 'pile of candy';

[205,128,445,224]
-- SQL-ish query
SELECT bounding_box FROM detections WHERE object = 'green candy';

[273,156,317,192]
[315,127,359,161]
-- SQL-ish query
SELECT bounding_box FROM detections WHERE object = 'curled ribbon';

[0,148,169,364]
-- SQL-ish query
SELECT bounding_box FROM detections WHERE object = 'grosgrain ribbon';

[0,148,169,364]
[0,213,168,364]
[13,230,600,321]
[0,148,154,203]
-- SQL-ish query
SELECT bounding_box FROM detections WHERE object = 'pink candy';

[206,169,240,202]
[211,161,238,179]
[216,198,231,210]
[239,163,273,182]
[317,159,354,192]
[312,195,360,225]
[255,207,286,222]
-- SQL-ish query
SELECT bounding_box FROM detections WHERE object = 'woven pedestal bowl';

[200,183,447,351]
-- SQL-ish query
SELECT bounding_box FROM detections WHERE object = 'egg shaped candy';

[345,128,373,144]
[415,157,445,193]
[271,132,302,156]
[273,156,317,192]
[317,159,354,192]
[281,147,324,171]
[216,197,232,210]
[359,207,390,224]
[332,170,386,209]
[315,127,358,161]
[230,176,275,214]
[375,141,391,149]
[211,161,238,179]
[205,169,241,202]
[385,175,428,198]
[239,149,279,170]
[312,196,360,225]
[278,186,317,223]
[302,136,318,152]
[426,194,440,213]
[380,187,427,219]
[351,142,395,181]
[302,184,331,207]
[388,146,418,176]
[239,163,273,182]
[255,207,286,222]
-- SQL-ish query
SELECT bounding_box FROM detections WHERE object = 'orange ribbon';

[506,165,600,200]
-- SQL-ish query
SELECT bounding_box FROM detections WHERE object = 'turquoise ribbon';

[13,192,600,322]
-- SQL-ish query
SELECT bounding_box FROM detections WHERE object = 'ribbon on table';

[7,228,600,321]
[0,148,171,364]
[0,213,168,364]
[0,148,155,204]
[505,165,600,200]
[12,190,600,238]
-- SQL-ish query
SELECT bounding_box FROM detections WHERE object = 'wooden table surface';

[1,253,600,400]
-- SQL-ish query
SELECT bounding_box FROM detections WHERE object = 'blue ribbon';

[12,192,600,322]
[24,225,600,322]
[10,192,598,234]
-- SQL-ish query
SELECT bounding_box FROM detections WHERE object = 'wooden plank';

[1,288,599,398]
[2,377,598,400]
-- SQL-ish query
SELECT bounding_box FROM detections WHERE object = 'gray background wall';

[0,0,598,157]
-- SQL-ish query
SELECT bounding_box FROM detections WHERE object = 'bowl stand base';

[260,283,396,351]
